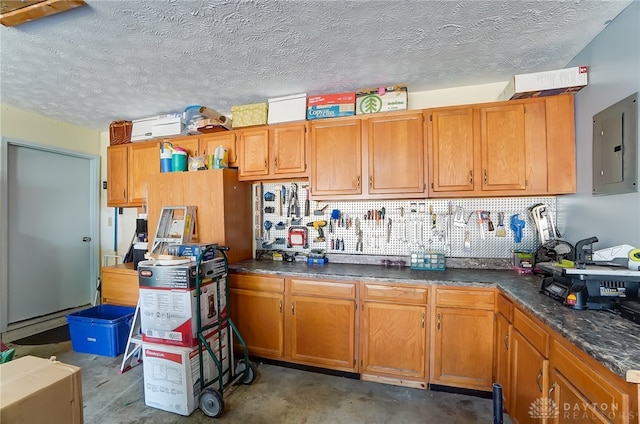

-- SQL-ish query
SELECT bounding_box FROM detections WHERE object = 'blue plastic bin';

[66,305,135,357]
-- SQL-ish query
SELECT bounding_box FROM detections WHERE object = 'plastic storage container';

[160,141,173,173]
[66,305,135,357]
[172,147,188,172]
[410,250,446,271]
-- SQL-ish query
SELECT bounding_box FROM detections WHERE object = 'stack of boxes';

[137,252,232,416]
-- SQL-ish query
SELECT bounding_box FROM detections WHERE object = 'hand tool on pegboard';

[287,183,300,218]
[303,185,310,216]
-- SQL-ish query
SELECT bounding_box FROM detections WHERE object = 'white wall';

[558,1,640,248]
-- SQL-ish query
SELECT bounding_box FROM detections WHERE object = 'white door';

[1,140,99,330]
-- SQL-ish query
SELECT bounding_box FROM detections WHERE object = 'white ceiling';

[0,0,633,132]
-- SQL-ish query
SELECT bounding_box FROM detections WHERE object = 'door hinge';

[429,115,432,122]
[431,182,434,189]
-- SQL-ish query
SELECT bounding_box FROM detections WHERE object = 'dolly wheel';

[199,388,224,418]
[235,359,257,385]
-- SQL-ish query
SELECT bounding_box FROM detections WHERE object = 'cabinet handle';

[437,313,441,330]
[469,170,473,184]
[356,176,361,189]
[536,369,543,392]
[483,169,487,185]
[504,332,509,350]
[123,189,126,199]
[264,159,268,170]
[279,299,282,314]
[274,157,278,169]
[291,302,295,315]
[369,176,373,188]
[548,382,556,398]
[421,312,425,329]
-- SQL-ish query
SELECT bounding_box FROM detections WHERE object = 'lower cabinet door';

[510,329,549,424]
[495,313,512,409]
[229,288,284,359]
[431,307,495,390]
[361,301,426,379]
[549,369,611,424]
[289,295,356,371]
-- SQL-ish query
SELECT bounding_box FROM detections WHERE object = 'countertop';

[229,259,640,383]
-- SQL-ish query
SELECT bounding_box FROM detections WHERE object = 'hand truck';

[194,245,256,418]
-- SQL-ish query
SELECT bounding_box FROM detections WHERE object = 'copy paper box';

[306,92,356,120]
[131,116,157,142]
[0,356,83,424]
[498,66,588,101]
[355,85,407,115]
[268,93,307,124]
[142,327,232,416]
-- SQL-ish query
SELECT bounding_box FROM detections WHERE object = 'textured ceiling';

[0,0,633,132]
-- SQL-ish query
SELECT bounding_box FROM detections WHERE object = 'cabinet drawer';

[513,308,549,357]
[229,274,284,292]
[101,266,138,307]
[290,278,356,299]
[434,287,495,310]
[496,292,513,321]
[362,284,428,304]
[551,339,630,423]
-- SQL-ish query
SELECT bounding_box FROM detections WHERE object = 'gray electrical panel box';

[592,92,638,195]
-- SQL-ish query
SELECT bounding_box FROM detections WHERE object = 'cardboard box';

[267,93,307,124]
[152,115,184,138]
[231,103,268,128]
[138,260,228,347]
[131,116,157,142]
[498,66,588,101]
[0,356,83,424]
[143,327,232,416]
[138,258,225,290]
[165,243,217,262]
[306,92,355,120]
[355,85,407,115]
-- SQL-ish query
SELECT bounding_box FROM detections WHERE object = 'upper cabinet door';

[128,141,160,206]
[480,104,527,192]
[365,112,426,196]
[106,145,129,207]
[200,131,238,167]
[428,108,474,193]
[270,123,307,176]
[238,127,270,179]
[310,118,362,197]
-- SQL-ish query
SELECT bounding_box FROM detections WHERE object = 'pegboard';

[253,181,557,258]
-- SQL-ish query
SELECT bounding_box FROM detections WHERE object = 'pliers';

[287,183,300,217]
[355,218,363,252]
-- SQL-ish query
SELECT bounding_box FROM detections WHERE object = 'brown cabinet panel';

[361,302,426,379]
[106,145,128,207]
[514,308,549,358]
[100,264,138,307]
[170,136,201,158]
[365,112,426,196]
[545,95,576,194]
[431,306,494,390]
[238,127,270,179]
[229,274,284,292]
[362,284,428,304]
[435,287,495,310]
[310,118,362,197]
[230,288,284,359]
[510,329,549,424]
[550,370,612,424]
[271,123,307,176]
[200,131,238,167]
[495,313,512,411]
[290,278,356,298]
[289,295,356,371]
[429,107,475,193]
[128,141,160,206]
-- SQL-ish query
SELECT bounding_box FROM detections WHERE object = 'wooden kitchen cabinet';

[309,117,362,197]
[287,278,357,372]
[427,95,576,197]
[100,263,138,307]
[107,140,160,207]
[310,111,427,199]
[200,131,238,167]
[237,122,308,181]
[360,283,428,389]
[229,274,285,359]
[431,287,495,391]
[495,310,512,409]
[168,135,202,157]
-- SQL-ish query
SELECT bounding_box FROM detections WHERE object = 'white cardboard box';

[355,85,407,115]
[131,116,157,142]
[139,278,227,347]
[142,327,232,416]
[152,115,184,138]
[498,66,588,101]
[267,93,307,124]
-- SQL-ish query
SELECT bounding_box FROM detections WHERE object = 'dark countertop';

[229,259,640,382]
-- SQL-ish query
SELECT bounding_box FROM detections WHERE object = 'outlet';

[108,217,113,227]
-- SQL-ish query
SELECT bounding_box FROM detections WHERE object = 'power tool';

[306,220,327,242]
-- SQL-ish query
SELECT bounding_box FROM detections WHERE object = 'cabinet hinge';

[524,106,526,114]
[431,182,434,189]
[429,115,432,122]
[360,359,363,367]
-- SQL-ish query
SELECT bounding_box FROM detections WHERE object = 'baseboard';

[0,305,89,343]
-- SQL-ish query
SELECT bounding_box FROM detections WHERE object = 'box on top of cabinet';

[268,93,307,124]
[231,102,268,128]
[497,66,588,101]
[306,92,356,120]
[131,116,157,142]
[355,84,407,115]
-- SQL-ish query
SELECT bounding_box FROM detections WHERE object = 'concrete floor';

[8,341,508,424]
